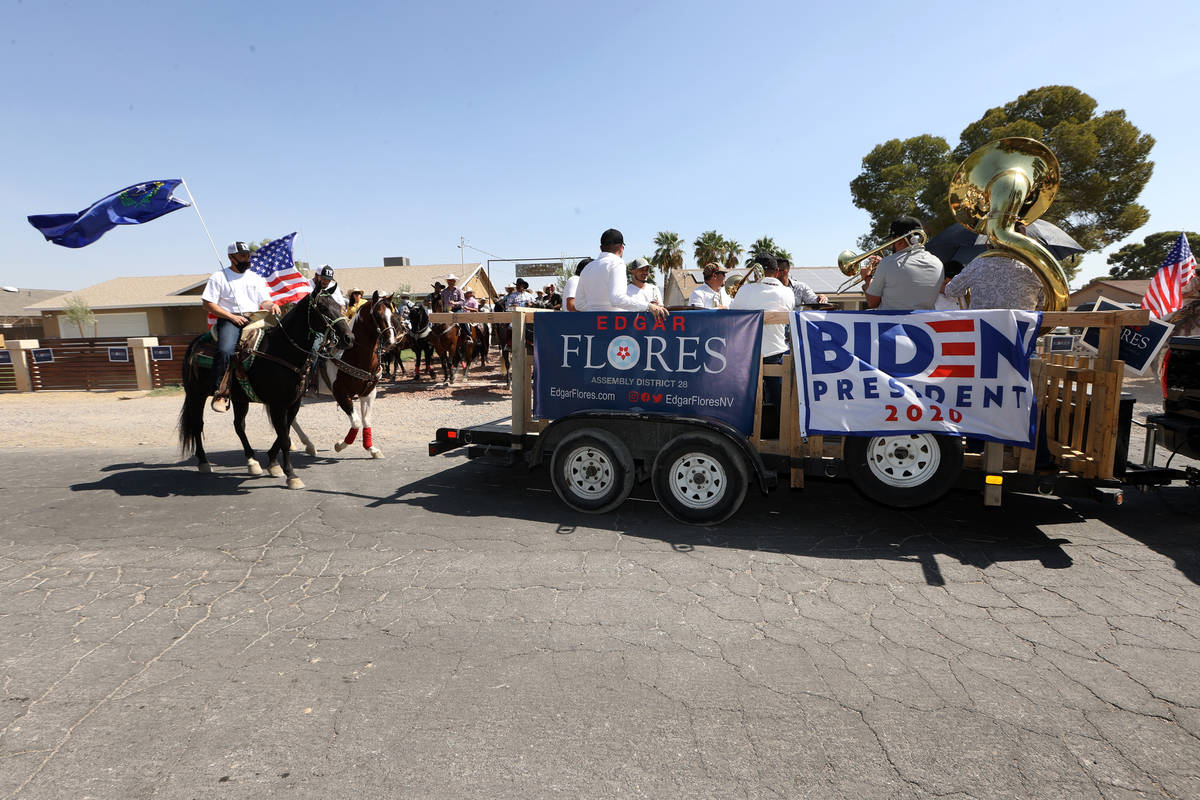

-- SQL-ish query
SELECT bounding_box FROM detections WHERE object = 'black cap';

[888,215,923,239]
[600,228,624,248]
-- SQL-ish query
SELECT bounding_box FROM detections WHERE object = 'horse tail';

[178,336,207,456]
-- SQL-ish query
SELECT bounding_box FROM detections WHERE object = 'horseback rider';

[312,265,347,309]
[200,241,280,412]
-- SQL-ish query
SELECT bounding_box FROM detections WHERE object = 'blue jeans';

[210,318,241,394]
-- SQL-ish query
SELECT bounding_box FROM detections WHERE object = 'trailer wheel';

[651,433,749,526]
[550,429,635,514]
[843,433,962,508]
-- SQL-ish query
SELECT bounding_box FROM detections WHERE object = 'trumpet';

[834,229,928,293]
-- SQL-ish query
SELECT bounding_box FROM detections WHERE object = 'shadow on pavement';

[310,455,1089,587]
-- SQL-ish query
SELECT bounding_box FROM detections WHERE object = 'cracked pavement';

[0,445,1198,799]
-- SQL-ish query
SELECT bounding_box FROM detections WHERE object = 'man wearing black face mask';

[200,241,279,412]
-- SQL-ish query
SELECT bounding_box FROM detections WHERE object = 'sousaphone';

[948,137,1070,312]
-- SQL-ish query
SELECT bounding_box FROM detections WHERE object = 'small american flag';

[1142,233,1197,318]
[207,232,310,327]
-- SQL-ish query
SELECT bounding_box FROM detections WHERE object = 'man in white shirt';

[575,228,668,318]
[688,264,731,308]
[730,253,794,438]
[564,258,590,311]
[200,241,279,411]
[626,257,663,306]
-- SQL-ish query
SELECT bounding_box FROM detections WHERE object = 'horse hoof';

[286,477,305,490]
[370,448,384,459]
[198,462,212,474]
[334,441,349,453]
[305,444,318,456]
[268,463,285,478]
[247,458,263,476]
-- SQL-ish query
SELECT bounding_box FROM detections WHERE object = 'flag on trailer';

[1142,233,1197,318]
[27,179,190,248]
[206,233,308,327]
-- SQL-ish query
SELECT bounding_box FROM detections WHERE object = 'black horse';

[178,292,353,488]
[404,303,438,380]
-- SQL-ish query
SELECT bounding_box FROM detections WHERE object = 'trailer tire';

[550,429,635,514]
[843,433,962,508]
[651,433,749,526]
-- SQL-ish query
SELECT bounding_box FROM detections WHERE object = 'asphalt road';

[1,444,1198,799]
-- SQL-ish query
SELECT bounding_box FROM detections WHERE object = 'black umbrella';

[925,220,1085,267]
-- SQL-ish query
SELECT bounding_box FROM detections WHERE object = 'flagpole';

[297,229,313,275]
[180,178,223,268]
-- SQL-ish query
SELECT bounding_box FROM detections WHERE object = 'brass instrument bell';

[948,137,1070,311]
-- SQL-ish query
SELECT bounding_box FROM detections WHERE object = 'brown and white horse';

[291,292,400,458]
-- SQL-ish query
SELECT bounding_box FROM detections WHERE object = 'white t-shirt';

[575,253,651,312]
[729,277,795,357]
[563,275,580,301]
[201,267,274,314]
[688,282,730,309]
[626,282,663,306]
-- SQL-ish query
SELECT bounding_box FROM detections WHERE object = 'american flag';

[207,232,310,326]
[1142,233,1196,318]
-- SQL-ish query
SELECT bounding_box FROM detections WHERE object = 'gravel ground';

[0,363,514,453]
[0,366,1192,470]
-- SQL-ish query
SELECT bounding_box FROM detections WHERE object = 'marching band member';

[688,263,731,308]
[863,216,944,310]
[779,256,827,306]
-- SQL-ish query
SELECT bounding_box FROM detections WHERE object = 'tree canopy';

[850,86,1155,280]
[62,295,95,337]
[1106,231,1200,279]
[749,236,794,263]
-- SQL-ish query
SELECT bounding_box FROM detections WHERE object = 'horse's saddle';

[189,312,273,370]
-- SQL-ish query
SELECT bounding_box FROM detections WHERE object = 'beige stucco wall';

[41,305,210,339]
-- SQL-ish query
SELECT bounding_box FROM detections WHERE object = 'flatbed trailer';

[429,308,1198,524]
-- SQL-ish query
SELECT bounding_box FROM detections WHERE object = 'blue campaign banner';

[1080,297,1175,376]
[534,310,763,433]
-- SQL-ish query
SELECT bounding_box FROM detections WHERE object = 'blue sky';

[2,0,1197,294]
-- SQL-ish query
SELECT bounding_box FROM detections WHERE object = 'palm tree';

[693,230,725,270]
[63,295,96,338]
[651,231,685,288]
[749,236,777,261]
[722,238,743,270]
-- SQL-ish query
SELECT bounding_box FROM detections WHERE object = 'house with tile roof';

[24,263,496,338]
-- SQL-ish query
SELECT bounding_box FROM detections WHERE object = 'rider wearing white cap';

[200,241,279,412]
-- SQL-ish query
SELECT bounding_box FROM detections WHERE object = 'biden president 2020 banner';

[789,310,1042,447]
[534,310,763,434]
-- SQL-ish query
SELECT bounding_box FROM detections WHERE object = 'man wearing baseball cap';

[311,265,347,308]
[863,215,943,310]
[200,241,280,412]
[626,257,662,306]
[574,228,668,318]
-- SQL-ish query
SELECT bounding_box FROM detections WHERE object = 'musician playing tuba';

[863,215,944,310]
[941,222,1045,310]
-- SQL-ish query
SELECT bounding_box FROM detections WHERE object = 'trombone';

[834,229,928,293]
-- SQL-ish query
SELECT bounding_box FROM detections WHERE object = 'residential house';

[26,263,496,338]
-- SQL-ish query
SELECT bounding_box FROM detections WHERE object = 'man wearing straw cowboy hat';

[440,273,467,312]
